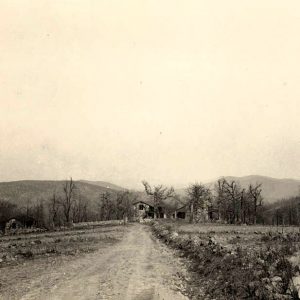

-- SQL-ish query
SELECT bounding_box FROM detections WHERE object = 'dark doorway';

[177,212,186,219]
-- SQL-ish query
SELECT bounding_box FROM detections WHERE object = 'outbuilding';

[172,205,189,220]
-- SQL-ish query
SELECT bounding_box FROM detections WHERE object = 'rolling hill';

[0,180,121,207]
[1,175,299,208]
[79,180,126,191]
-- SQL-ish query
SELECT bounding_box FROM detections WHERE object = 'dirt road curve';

[13,224,188,300]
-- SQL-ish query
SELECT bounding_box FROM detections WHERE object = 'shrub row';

[152,222,300,300]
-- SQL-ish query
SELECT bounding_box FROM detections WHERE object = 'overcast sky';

[1,1,300,189]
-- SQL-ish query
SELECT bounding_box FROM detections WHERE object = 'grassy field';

[0,222,130,299]
[0,222,126,268]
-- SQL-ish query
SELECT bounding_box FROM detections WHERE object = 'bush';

[151,222,299,299]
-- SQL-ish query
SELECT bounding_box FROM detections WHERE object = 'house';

[133,200,168,220]
[171,204,212,222]
[133,201,154,220]
[133,193,213,222]
[171,205,190,220]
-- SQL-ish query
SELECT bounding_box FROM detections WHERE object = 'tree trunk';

[253,200,257,225]
[123,214,128,225]
[190,202,194,223]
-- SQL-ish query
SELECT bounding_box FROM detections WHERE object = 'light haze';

[1,1,300,189]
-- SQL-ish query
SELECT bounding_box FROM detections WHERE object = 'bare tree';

[142,181,174,218]
[223,180,243,224]
[248,183,263,225]
[32,199,45,228]
[99,192,115,220]
[0,200,17,224]
[214,178,244,224]
[214,178,227,221]
[62,177,76,224]
[116,191,135,224]
[186,183,211,223]
[48,193,60,227]
[72,192,89,223]
[25,199,32,218]
[239,188,248,224]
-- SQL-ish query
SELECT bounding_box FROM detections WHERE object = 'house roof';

[133,191,187,210]
[171,204,188,212]
[132,200,154,207]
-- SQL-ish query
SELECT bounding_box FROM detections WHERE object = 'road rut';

[17,224,188,300]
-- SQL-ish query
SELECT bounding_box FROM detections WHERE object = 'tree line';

[213,178,263,224]
[2,177,300,228]
[0,178,136,230]
[142,179,300,226]
[142,178,264,224]
[262,196,300,226]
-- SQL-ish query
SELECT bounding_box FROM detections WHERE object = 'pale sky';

[1,1,300,189]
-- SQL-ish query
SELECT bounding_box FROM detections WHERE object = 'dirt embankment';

[0,224,189,300]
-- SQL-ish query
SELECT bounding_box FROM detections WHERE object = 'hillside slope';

[0,180,119,206]
[79,180,126,191]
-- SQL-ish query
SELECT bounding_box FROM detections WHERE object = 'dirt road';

[2,224,189,300]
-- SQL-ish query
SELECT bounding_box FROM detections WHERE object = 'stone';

[170,232,179,241]
[271,276,282,283]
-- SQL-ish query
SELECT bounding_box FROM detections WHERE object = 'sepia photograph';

[1,1,300,299]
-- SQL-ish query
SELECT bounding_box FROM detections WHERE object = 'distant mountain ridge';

[176,175,300,204]
[220,175,300,203]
